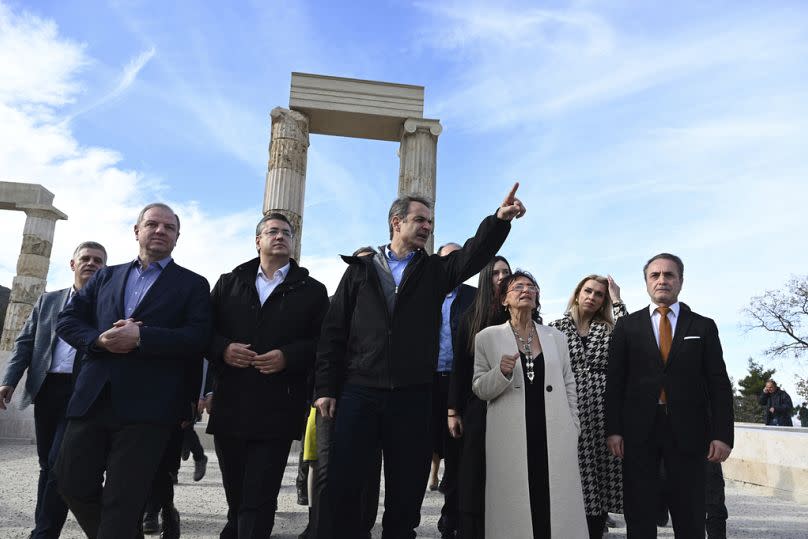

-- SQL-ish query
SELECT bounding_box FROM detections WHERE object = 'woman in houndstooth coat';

[550,274,627,539]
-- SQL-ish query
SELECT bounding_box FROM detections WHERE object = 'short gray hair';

[387,195,433,239]
[643,252,684,280]
[137,203,180,231]
[255,212,295,237]
[72,241,107,261]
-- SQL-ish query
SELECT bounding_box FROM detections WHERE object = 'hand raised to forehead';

[496,182,527,221]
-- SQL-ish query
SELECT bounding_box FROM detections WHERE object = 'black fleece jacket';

[315,213,510,398]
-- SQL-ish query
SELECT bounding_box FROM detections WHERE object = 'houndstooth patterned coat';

[550,303,627,516]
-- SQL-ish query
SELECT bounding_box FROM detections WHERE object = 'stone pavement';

[1,442,807,538]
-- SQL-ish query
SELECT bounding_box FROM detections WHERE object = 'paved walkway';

[1,442,806,538]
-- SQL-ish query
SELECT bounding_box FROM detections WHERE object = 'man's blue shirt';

[124,256,172,318]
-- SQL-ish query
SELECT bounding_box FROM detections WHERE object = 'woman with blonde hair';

[550,274,627,538]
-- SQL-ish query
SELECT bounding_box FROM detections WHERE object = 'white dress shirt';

[649,302,680,346]
[256,262,290,304]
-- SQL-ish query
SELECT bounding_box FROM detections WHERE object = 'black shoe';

[143,511,160,534]
[296,483,308,505]
[181,446,191,461]
[160,505,180,539]
[193,455,208,482]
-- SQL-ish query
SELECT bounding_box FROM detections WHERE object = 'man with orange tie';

[606,253,734,538]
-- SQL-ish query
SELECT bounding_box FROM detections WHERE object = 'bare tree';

[744,275,808,358]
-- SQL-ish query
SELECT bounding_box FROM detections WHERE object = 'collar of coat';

[231,257,309,287]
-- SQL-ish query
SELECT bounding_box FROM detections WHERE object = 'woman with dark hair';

[447,256,511,539]
[549,274,626,538]
[473,271,586,538]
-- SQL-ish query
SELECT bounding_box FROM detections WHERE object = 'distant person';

[797,403,808,427]
[55,203,211,538]
[549,274,626,539]
[0,241,107,539]
[206,212,329,538]
[315,185,524,538]
[447,255,511,539]
[473,270,587,537]
[759,379,793,426]
[606,253,734,538]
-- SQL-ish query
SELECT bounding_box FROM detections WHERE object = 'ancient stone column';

[263,107,310,261]
[398,118,442,254]
[0,211,59,351]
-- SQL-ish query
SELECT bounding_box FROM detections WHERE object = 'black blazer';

[606,303,734,453]
[56,260,212,425]
[449,284,477,350]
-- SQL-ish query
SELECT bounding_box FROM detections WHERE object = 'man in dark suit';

[1,241,107,539]
[606,253,734,538]
[55,203,212,538]
[431,242,476,539]
[206,212,329,539]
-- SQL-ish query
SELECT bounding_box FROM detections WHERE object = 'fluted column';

[0,211,59,351]
[398,118,442,254]
[263,107,310,261]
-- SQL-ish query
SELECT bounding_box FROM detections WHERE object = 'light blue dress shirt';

[49,288,76,373]
[385,245,415,287]
[437,287,458,372]
[124,257,172,318]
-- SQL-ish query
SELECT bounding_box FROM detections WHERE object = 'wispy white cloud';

[0,3,86,110]
[0,4,251,290]
[68,46,155,120]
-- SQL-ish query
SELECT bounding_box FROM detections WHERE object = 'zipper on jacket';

[369,257,395,389]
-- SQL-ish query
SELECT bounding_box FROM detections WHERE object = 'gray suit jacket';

[2,288,71,409]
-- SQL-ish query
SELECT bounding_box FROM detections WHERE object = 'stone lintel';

[290,72,425,142]
[0,181,68,221]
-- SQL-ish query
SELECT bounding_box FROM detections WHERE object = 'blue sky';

[1,0,807,399]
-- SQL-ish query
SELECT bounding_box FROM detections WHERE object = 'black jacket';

[759,389,793,426]
[315,214,509,397]
[606,303,735,452]
[206,258,329,440]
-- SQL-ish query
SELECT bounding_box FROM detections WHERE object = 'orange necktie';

[657,306,671,403]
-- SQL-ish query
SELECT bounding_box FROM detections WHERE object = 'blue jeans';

[328,384,432,539]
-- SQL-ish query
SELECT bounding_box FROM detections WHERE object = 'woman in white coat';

[473,271,587,538]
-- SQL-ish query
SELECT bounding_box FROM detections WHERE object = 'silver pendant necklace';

[510,322,535,383]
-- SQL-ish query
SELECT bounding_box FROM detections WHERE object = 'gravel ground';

[1,442,806,538]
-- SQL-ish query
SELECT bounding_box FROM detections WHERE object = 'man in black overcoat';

[207,212,329,538]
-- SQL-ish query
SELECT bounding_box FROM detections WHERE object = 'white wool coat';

[473,322,588,538]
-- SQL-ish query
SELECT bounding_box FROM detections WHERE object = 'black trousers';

[55,390,172,539]
[214,435,292,539]
[431,372,459,534]
[305,413,381,539]
[456,397,486,539]
[705,462,727,538]
[623,406,706,538]
[328,384,432,539]
[145,426,184,514]
[31,373,73,539]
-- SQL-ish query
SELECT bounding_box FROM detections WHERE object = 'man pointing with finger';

[207,212,329,538]
[315,184,526,538]
[606,253,734,538]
